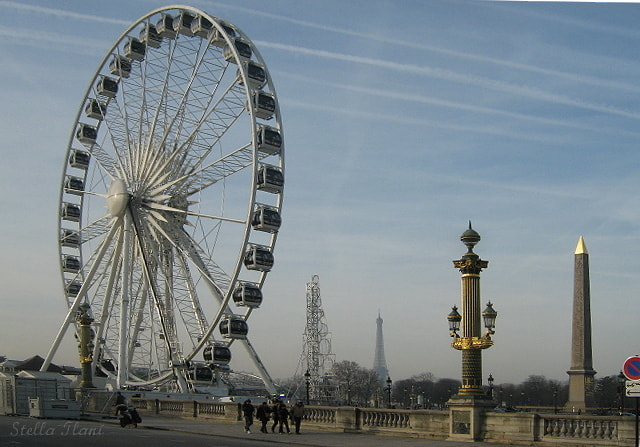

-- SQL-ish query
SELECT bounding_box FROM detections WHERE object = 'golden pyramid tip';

[575,236,588,255]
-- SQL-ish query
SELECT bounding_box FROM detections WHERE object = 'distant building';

[0,355,80,375]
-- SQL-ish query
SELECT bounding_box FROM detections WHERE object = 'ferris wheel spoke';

[158,39,225,149]
[100,93,135,181]
[141,36,208,169]
[140,140,252,208]
[174,229,231,302]
[69,214,112,246]
[127,263,150,362]
[141,78,247,197]
[173,80,247,167]
[91,225,126,376]
[129,211,186,368]
[44,217,123,372]
[182,143,254,197]
[83,142,121,181]
[156,218,232,304]
[99,108,137,181]
[66,217,122,295]
[166,250,211,351]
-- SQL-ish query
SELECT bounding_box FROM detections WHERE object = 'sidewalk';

[92,414,509,447]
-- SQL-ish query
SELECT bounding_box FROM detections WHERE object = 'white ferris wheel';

[42,5,284,394]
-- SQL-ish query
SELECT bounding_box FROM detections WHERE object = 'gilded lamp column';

[76,302,95,389]
[448,223,497,398]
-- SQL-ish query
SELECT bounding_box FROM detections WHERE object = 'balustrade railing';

[159,400,184,412]
[304,406,336,424]
[197,401,227,416]
[542,415,618,441]
[361,409,410,429]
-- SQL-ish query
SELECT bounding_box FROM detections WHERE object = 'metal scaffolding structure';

[302,275,336,404]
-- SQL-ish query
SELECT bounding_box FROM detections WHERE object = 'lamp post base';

[447,396,496,441]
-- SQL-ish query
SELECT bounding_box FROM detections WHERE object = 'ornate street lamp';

[482,303,497,337]
[448,306,461,337]
[76,302,95,389]
[487,374,494,399]
[618,370,626,415]
[448,223,497,398]
[304,369,311,405]
[386,376,392,409]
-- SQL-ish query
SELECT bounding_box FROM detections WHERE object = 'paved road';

[1,414,509,447]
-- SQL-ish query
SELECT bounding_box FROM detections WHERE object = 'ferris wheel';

[42,5,284,394]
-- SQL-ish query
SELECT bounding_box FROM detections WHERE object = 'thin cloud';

[5,1,639,120]
[275,71,640,139]
[492,1,640,40]
[282,98,568,144]
[209,0,640,94]
[12,0,638,96]
[0,25,107,56]
[259,40,640,120]
[0,1,130,26]
[428,172,593,200]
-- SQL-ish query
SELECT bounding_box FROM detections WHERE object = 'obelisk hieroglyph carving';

[565,236,596,411]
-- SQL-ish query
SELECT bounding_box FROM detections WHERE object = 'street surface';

[1,416,268,447]
[0,414,508,447]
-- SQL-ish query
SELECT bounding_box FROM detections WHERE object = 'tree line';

[277,361,628,413]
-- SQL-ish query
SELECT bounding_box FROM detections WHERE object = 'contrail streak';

[0,1,130,26]
[258,40,640,120]
[209,0,640,94]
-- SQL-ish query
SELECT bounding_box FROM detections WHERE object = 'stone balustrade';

[540,414,620,442]
[80,391,637,446]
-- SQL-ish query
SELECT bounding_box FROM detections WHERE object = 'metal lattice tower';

[302,275,336,403]
[373,312,389,384]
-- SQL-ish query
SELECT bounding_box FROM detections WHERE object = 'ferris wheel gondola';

[42,5,284,394]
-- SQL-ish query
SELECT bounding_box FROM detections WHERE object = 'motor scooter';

[115,404,142,428]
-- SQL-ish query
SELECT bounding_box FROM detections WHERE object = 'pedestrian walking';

[291,400,305,434]
[271,399,280,432]
[277,401,290,434]
[242,399,255,433]
[256,401,271,433]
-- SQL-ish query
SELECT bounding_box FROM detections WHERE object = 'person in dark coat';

[291,400,305,434]
[256,401,271,433]
[271,399,280,432]
[242,399,255,433]
[277,401,290,434]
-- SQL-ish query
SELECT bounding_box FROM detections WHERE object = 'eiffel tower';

[373,311,389,384]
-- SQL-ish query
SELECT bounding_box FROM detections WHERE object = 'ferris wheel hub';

[107,179,129,217]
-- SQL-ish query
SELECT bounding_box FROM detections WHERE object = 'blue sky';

[1,0,639,386]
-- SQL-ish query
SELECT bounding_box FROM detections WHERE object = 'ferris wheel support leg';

[240,338,277,396]
[42,219,121,372]
[117,211,133,389]
[92,232,125,375]
[174,367,190,393]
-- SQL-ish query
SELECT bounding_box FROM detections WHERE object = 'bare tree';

[332,360,381,406]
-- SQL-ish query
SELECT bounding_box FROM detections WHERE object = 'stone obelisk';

[565,236,596,411]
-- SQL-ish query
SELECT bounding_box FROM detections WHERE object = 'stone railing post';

[335,406,359,432]
[220,402,241,422]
